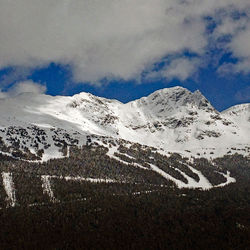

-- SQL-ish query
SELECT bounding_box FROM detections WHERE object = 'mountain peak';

[150,86,189,95]
[133,86,214,112]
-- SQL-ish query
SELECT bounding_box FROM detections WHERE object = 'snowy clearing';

[41,175,58,203]
[2,172,16,207]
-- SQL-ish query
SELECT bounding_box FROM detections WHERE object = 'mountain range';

[0,86,249,161]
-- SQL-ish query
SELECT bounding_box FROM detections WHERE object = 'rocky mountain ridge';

[0,86,249,161]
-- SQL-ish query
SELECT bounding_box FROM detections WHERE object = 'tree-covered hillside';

[0,144,249,249]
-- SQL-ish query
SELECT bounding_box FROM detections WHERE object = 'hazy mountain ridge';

[0,86,249,161]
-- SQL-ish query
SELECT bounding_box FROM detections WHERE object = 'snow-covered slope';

[0,87,249,160]
[222,103,250,131]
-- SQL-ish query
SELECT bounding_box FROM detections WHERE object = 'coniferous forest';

[0,145,249,249]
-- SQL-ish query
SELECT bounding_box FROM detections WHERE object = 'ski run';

[2,172,17,207]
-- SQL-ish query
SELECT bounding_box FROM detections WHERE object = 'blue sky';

[0,0,250,111]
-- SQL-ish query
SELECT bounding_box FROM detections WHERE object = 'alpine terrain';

[0,86,249,161]
[0,87,250,249]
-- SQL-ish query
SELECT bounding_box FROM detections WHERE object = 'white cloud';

[146,57,201,81]
[0,67,32,88]
[217,23,250,75]
[215,16,247,37]
[0,81,46,98]
[229,23,250,74]
[0,0,249,84]
[217,63,235,76]
[0,92,7,99]
[161,58,201,81]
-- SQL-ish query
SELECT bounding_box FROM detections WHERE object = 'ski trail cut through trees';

[107,146,150,170]
[149,161,236,190]
[64,176,118,183]
[149,163,235,190]
[215,171,236,187]
[2,172,17,207]
[173,166,212,189]
[41,175,58,203]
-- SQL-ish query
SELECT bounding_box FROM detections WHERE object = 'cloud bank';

[0,0,249,84]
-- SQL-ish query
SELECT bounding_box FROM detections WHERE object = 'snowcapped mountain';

[0,86,249,161]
